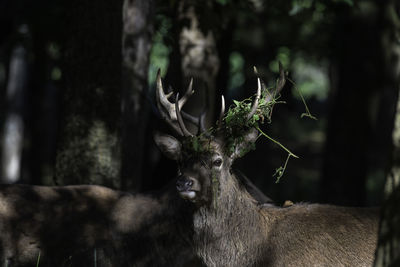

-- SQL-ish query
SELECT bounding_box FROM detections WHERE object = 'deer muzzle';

[176,176,199,201]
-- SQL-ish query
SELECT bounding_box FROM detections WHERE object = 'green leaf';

[233,100,240,107]
[273,167,284,183]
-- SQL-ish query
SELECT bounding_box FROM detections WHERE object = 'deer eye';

[213,158,223,167]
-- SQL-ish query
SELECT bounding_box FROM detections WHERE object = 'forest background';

[0,1,399,259]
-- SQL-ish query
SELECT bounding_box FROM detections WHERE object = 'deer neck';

[191,172,269,267]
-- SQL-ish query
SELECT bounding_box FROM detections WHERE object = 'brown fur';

[0,133,379,267]
[154,133,379,267]
[192,176,379,267]
[0,184,197,266]
[0,176,269,266]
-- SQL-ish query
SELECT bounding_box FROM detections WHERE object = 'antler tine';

[247,78,262,120]
[218,95,225,128]
[180,77,200,125]
[197,112,206,135]
[182,81,208,134]
[181,110,207,134]
[180,78,201,126]
[156,69,187,136]
[179,78,194,110]
[175,93,193,137]
[165,86,174,99]
[276,61,286,94]
[265,61,286,103]
[181,108,207,133]
[182,112,199,125]
[156,70,175,119]
[156,70,200,137]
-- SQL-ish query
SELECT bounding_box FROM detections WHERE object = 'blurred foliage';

[228,51,245,89]
[289,0,314,16]
[149,0,337,100]
[148,14,172,85]
[291,54,329,100]
[269,47,291,74]
[47,42,60,59]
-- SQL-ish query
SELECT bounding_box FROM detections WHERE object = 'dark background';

[0,0,399,208]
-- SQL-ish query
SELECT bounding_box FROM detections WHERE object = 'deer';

[153,64,379,267]
[0,78,271,266]
[0,65,378,267]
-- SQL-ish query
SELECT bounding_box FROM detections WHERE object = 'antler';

[246,78,262,120]
[265,61,286,103]
[175,93,193,137]
[156,70,194,136]
[156,69,208,137]
[247,62,286,120]
[218,95,225,128]
[181,88,208,134]
[157,63,286,136]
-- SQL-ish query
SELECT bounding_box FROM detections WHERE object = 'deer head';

[154,65,286,207]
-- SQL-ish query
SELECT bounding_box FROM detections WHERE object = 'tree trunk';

[375,98,400,267]
[120,0,154,191]
[374,0,400,265]
[171,1,220,131]
[321,3,381,206]
[55,1,122,187]
[1,41,28,184]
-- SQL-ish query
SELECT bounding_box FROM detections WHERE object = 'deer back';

[259,203,379,266]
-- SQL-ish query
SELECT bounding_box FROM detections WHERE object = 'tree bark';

[120,0,154,191]
[55,1,122,187]
[170,1,220,131]
[374,0,400,265]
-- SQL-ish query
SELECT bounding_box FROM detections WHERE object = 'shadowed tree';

[121,0,155,191]
[321,2,382,206]
[167,0,220,129]
[1,34,29,184]
[374,0,400,265]
[55,0,122,187]
[375,95,400,266]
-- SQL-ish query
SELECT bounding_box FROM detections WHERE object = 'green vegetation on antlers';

[180,69,315,182]
[223,81,280,157]
[181,133,212,158]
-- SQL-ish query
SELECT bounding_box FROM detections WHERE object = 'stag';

[0,86,270,266]
[154,64,379,267]
[0,65,377,267]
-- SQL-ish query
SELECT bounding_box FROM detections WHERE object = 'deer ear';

[154,132,182,161]
[231,128,258,160]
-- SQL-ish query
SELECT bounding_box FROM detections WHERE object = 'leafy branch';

[255,125,298,183]
[255,126,298,159]
[287,77,317,120]
[273,153,295,183]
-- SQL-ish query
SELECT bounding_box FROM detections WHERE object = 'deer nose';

[176,176,194,192]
